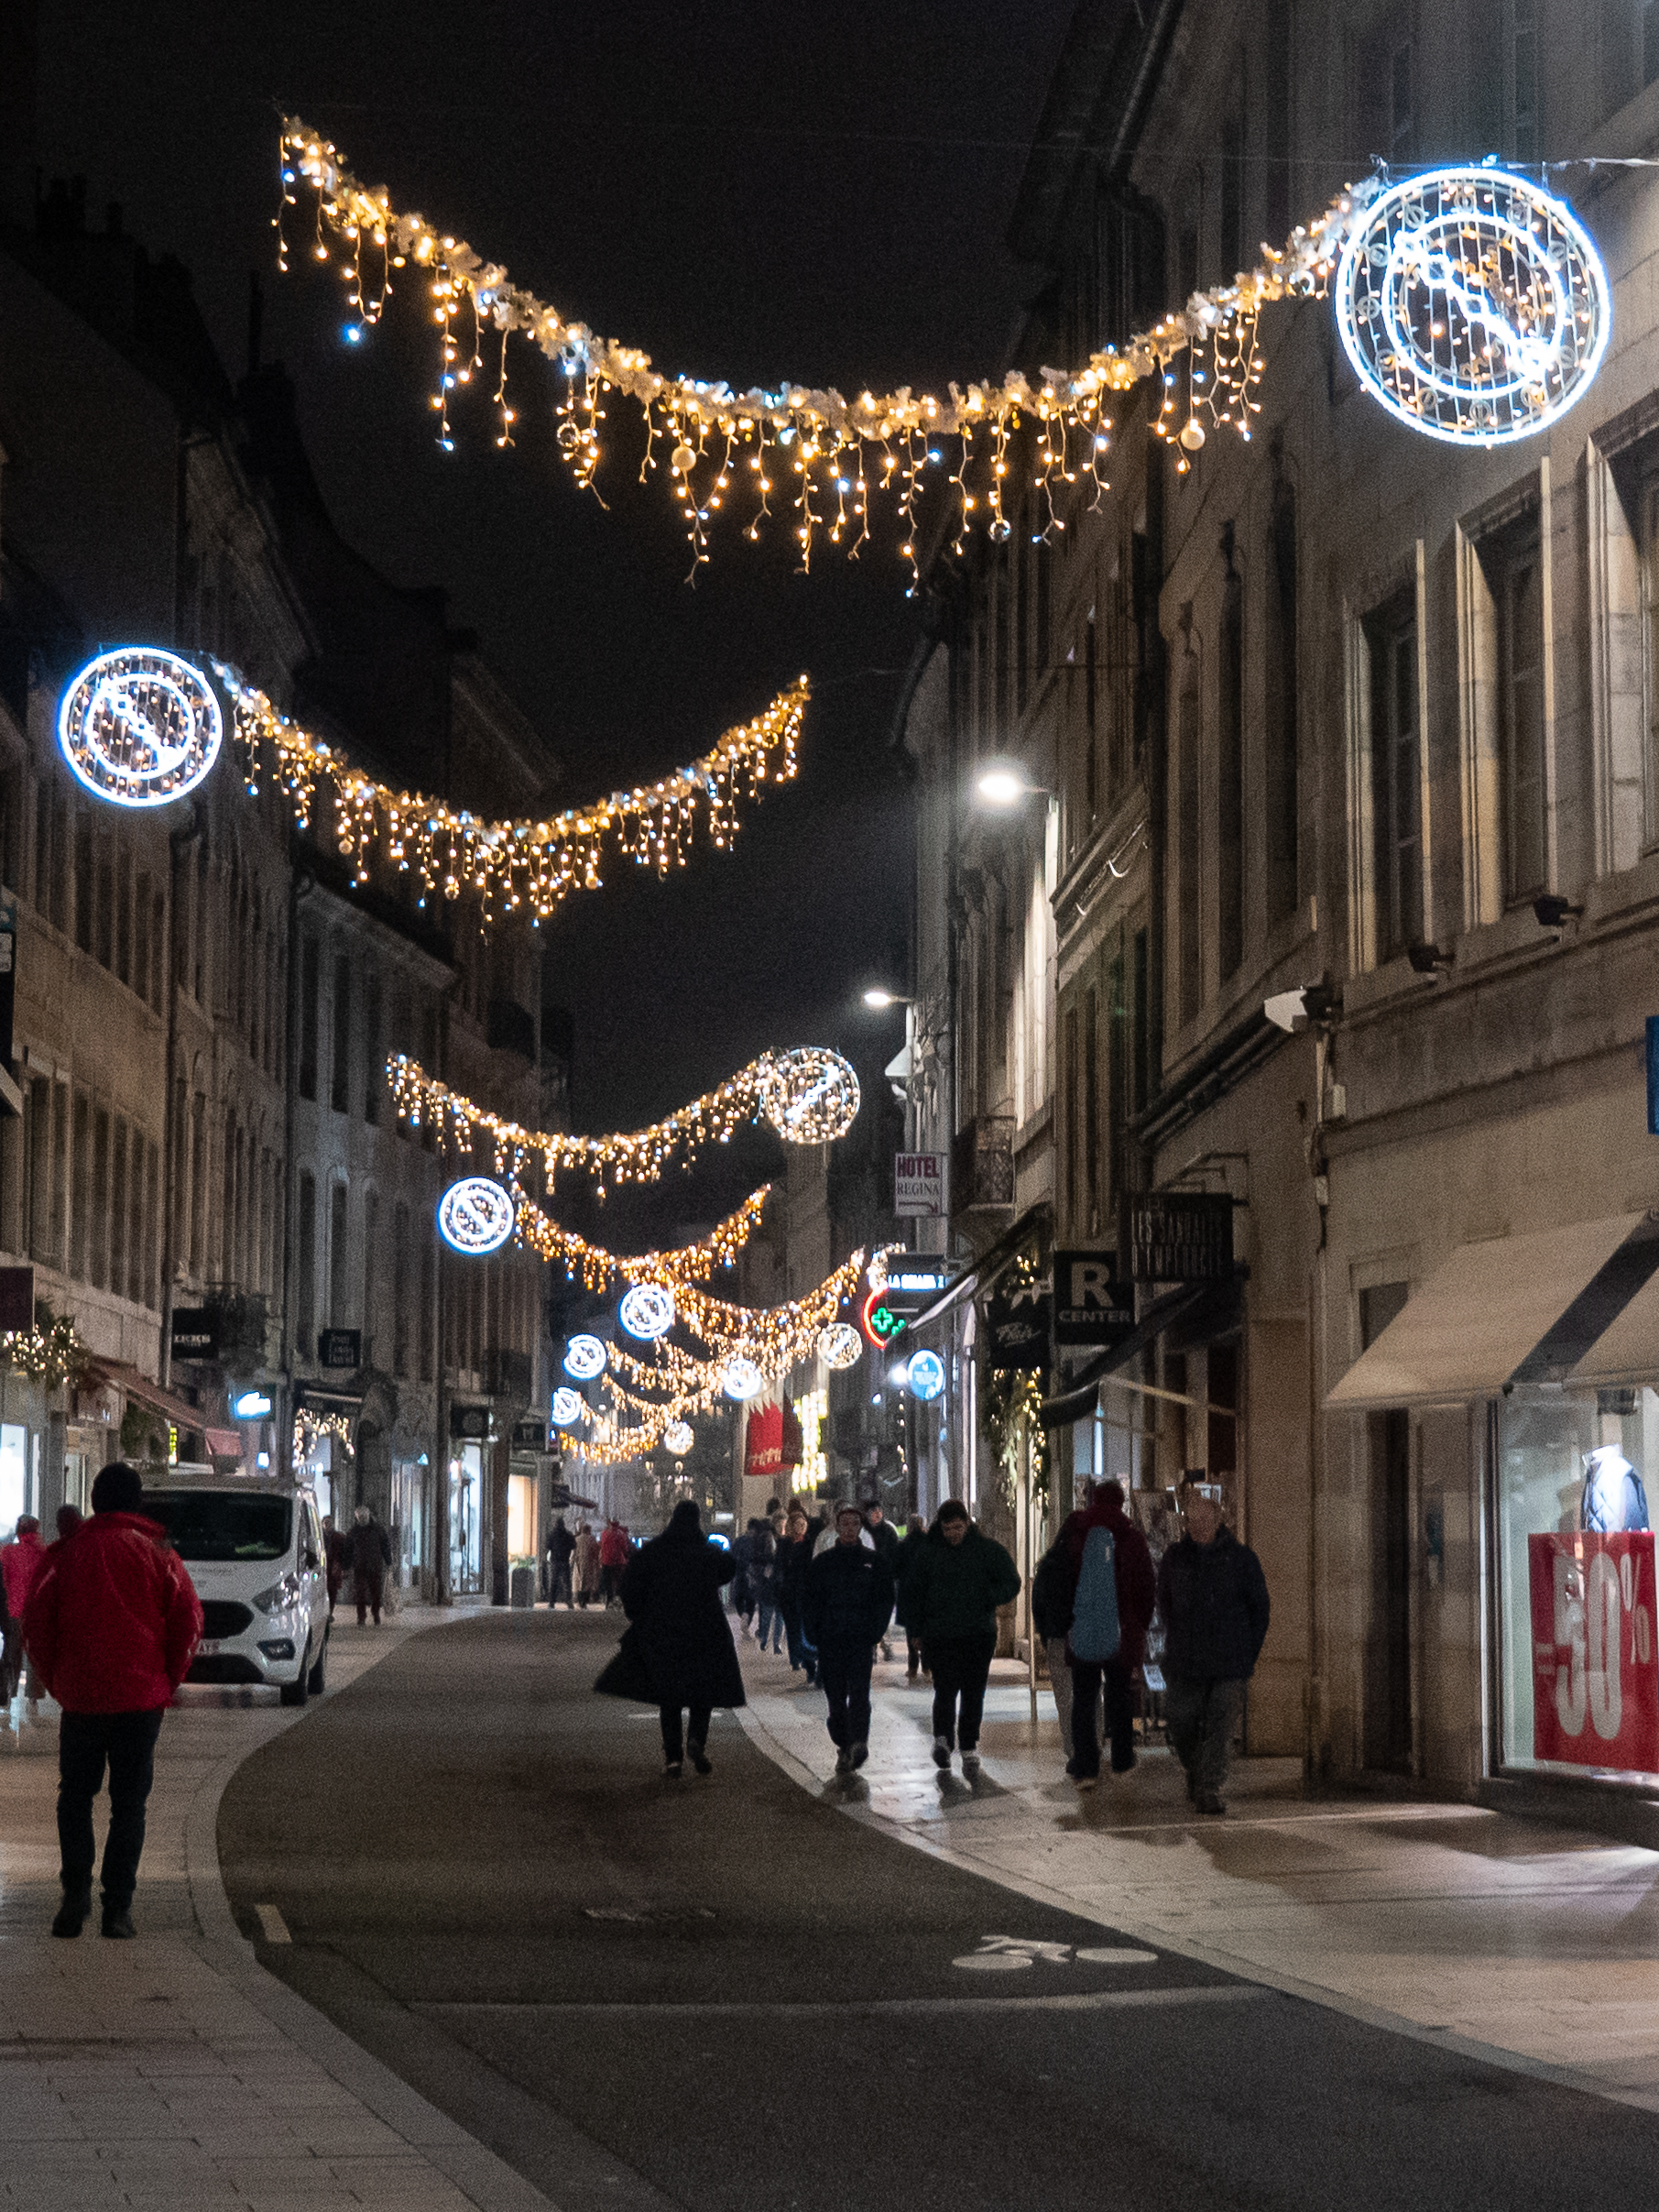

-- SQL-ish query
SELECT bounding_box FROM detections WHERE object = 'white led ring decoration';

[1335,166,1610,447]
[437,1176,516,1254]
[906,1349,946,1402]
[551,1386,587,1428]
[619,1282,676,1341]
[59,646,224,808]
[758,1047,861,1144]
[663,1419,694,1456]
[722,1356,765,1400]
[818,1321,864,1370]
[562,1332,608,1379]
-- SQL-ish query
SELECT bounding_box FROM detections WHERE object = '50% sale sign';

[1529,1533,1659,1773]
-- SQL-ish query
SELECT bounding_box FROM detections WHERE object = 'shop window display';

[1498,1386,1659,1783]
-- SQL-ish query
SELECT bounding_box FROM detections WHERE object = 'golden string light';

[389,1044,859,1196]
[516,1185,772,1292]
[214,661,808,924]
[278,115,1361,581]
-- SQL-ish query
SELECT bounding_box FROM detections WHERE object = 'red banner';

[743,1402,782,1482]
[1528,1531,1659,1774]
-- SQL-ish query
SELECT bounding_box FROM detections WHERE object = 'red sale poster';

[1529,1532,1659,1773]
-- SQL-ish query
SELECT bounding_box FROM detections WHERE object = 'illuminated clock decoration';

[818,1321,864,1370]
[722,1356,765,1401]
[59,647,224,808]
[562,1333,608,1380]
[663,1419,694,1456]
[551,1387,587,1428]
[906,1349,946,1403]
[437,1176,516,1254]
[1335,167,1610,448]
[759,1047,861,1144]
[861,1287,906,1349]
[619,1282,676,1341]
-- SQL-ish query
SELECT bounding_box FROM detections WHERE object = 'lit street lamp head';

[862,986,910,1009]
[976,763,1028,807]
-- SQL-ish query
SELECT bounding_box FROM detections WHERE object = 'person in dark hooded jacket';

[595,1502,745,1776]
[903,1501,1020,1775]
[802,1503,895,1769]
[1056,1479,1155,1787]
[1156,1480,1270,1815]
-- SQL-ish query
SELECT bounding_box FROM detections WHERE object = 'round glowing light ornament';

[551,1386,587,1428]
[437,1176,515,1254]
[906,1349,946,1402]
[663,1419,694,1456]
[759,1047,861,1144]
[818,1321,863,1370]
[1335,167,1610,448]
[618,1282,676,1341]
[722,1356,765,1401]
[58,647,224,808]
[562,1333,607,1380]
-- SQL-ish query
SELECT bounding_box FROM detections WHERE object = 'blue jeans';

[756,1594,784,1651]
[780,1599,815,1680]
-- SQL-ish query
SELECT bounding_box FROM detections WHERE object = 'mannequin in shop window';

[1579,1446,1649,1536]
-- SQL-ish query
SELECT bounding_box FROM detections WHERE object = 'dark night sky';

[29,1,1074,1242]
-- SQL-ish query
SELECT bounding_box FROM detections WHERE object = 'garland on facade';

[2,1314,92,1392]
[214,661,808,922]
[294,1408,356,1464]
[390,1043,858,1195]
[518,1184,771,1291]
[278,115,1363,578]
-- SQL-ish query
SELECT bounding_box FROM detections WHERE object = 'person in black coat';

[1155,1481,1271,1815]
[594,1501,745,1776]
[546,1517,577,1609]
[862,1501,900,1661]
[892,1513,930,1681]
[802,1504,895,1771]
[773,1506,818,1682]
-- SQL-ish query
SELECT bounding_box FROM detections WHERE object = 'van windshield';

[143,1491,293,1562]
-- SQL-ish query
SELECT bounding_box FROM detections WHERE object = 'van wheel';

[306,1632,327,1698]
[279,1658,310,1708]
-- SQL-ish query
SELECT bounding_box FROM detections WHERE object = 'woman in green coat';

[903,1500,1021,1776]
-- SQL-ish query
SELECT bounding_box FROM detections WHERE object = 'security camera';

[1264,979,1341,1034]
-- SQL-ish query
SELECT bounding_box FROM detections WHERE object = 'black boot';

[51,1883,93,1939]
[101,1900,136,1940]
[688,1740,712,1775]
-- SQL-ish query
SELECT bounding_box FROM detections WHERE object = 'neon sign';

[1335,167,1610,447]
[861,1287,906,1349]
[437,1177,515,1254]
[58,647,224,807]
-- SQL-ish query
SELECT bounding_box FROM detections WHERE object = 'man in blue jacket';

[1156,1479,1271,1816]
[802,1503,895,1772]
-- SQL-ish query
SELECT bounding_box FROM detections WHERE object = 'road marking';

[415,1986,1257,2020]
[953,1934,1161,1970]
[1076,1946,1160,1966]
[254,1903,291,1944]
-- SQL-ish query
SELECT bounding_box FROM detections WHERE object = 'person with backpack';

[903,1500,1021,1776]
[1031,1529,1098,1767]
[1158,1478,1270,1815]
[1058,1478,1156,1790]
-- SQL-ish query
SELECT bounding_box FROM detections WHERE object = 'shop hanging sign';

[1528,1532,1659,1775]
[1122,1192,1234,1284]
[59,647,224,808]
[1053,1251,1136,1346]
[983,1285,1050,1369]
[1335,168,1610,449]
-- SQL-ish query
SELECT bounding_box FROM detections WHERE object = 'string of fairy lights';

[278,115,1364,578]
[389,1044,859,1197]
[516,1184,771,1292]
[213,660,808,923]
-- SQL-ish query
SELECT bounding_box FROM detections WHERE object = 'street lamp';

[862,987,912,1010]
[976,760,1053,807]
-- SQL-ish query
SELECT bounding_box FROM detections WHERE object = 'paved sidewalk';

[0,1604,554,2212]
[737,1641,1659,2111]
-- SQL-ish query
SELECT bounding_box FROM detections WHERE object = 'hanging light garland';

[513,1184,770,1290]
[213,660,807,924]
[294,1407,355,1464]
[3,1314,91,1391]
[278,115,1366,581]
[389,1044,858,1196]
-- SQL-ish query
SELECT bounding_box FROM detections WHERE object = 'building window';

[297,1171,316,1355]
[74,816,93,954]
[1488,516,1547,903]
[27,1077,51,1265]
[362,1188,378,1359]
[364,969,382,1124]
[1064,1005,1080,1231]
[1219,114,1244,280]
[1266,486,1299,927]
[111,1119,128,1302]
[299,936,320,1101]
[144,1140,159,1309]
[331,952,353,1113]
[69,1092,91,1281]
[420,1240,434,1382]
[91,1106,110,1293]
[393,1202,410,1376]
[1108,950,1127,1220]
[1176,650,1203,1024]
[1218,559,1245,981]
[329,1180,348,1325]
[1084,982,1100,1232]
[1132,926,1150,1113]
[1368,591,1422,961]
[189,1097,207,1277]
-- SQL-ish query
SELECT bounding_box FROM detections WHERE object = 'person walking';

[802,1503,895,1772]
[598,1518,631,1607]
[774,1506,818,1684]
[751,1514,784,1652]
[23,1461,202,1940]
[729,1517,759,1638]
[595,1500,744,1776]
[574,1521,603,1607]
[1157,1479,1271,1815]
[904,1500,1020,1776]
[321,1514,347,1620]
[1031,1529,1092,1765]
[1056,1479,1156,1790]
[2,1513,48,1722]
[54,1504,84,1544]
[348,1505,392,1626]
[893,1513,931,1682]
[547,1517,577,1609]
[863,1500,900,1661]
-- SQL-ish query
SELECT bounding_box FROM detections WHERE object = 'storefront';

[448,1403,489,1595]
[1331,1209,1659,1805]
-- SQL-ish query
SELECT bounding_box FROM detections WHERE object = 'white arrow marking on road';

[255,1903,291,1944]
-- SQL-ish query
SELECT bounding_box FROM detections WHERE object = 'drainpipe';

[158,805,203,1388]
[277,866,312,1477]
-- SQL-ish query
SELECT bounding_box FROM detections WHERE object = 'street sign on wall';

[1053,1251,1136,1345]
[171,1307,218,1362]
[894,1152,948,1219]
[1121,1192,1234,1284]
[317,1328,362,1370]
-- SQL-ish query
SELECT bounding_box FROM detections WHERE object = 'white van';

[141,1473,330,1705]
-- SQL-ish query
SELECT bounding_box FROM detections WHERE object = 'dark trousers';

[600,1566,621,1607]
[660,1703,712,1760]
[929,1631,997,1750]
[780,1599,816,1680]
[548,1561,573,1607]
[354,1568,384,1624]
[817,1643,874,1748]
[58,1707,166,1907]
[1069,1657,1137,1778]
[1165,1677,1244,1799]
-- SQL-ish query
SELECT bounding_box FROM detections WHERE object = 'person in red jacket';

[24,1461,203,1941]
[1,1512,48,1718]
[1059,1478,1156,1788]
[598,1518,632,1609]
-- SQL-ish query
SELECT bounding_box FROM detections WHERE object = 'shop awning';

[902,1204,1048,1335]
[85,1361,207,1439]
[1040,1276,1241,1429]
[1326,1210,1659,1410]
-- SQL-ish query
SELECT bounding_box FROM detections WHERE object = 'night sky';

[29,1,1075,1243]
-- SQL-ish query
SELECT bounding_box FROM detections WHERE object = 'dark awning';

[901,1204,1049,1336]
[1040,1276,1243,1430]
[85,1360,207,1439]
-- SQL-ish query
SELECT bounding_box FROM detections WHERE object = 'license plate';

[196,1638,221,1656]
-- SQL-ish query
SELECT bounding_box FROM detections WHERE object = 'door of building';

[1360,1283,1413,1773]
[448,1442,483,1594]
